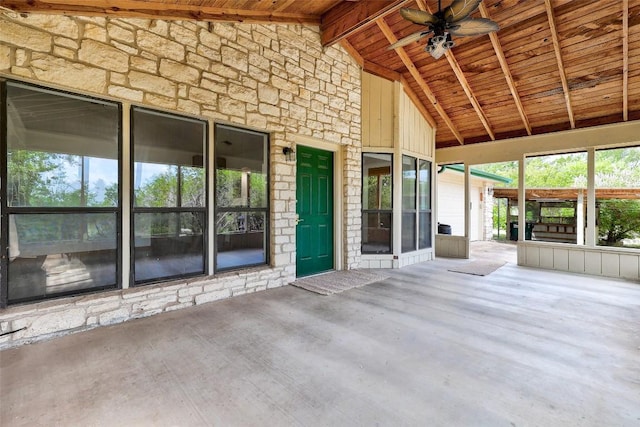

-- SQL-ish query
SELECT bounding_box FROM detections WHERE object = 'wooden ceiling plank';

[2,0,321,23]
[623,0,629,121]
[479,2,532,136]
[444,53,495,140]
[320,0,411,46]
[544,0,576,129]
[416,0,495,140]
[376,18,464,144]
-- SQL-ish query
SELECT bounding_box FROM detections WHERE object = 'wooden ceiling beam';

[321,0,411,46]
[377,18,464,144]
[339,38,436,128]
[443,52,495,140]
[544,0,575,129]
[493,187,640,201]
[1,0,321,24]
[623,0,629,121]
[339,39,365,67]
[479,2,532,136]
[416,0,494,141]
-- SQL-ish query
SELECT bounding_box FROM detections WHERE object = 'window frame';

[361,152,394,255]
[418,159,432,250]
[213,123,270,272]
[130,106,209,286]
[402,155,417,253]
[1,80,123,306]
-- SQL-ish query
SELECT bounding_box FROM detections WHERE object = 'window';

[402,155,417,252]
[362,153,392,254]
[525,152,587,244]
[418,159,432,249]
[595,146,640,248]
[3,82,120,304]
[215,124,268,270]
[132,108,207,284]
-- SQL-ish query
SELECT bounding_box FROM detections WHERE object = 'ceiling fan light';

[426,32,451,59]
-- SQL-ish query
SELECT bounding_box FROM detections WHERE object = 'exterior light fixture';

[283,146,296,162]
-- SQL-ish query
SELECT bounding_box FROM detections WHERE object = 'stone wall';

[0,11,362,348]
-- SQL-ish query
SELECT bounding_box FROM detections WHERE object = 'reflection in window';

[419,160,432,249]
[132,107,207,283]
[215,124,269,270]
[4,82,120,303]
[402,155,417,253]
[362,153,392,254]
[595,146,640,248]
[133,212,205,282]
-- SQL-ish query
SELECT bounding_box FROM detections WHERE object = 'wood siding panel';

[362,72,394,148]
[399,88,434,157]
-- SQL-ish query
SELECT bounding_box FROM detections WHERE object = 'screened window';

[525,152,587,244]
[402,156,417,252]
[215,124,268,270]
[595,146,640,248]
[362,153,392,254]
[3,82,120,304]
[132,108,207,284]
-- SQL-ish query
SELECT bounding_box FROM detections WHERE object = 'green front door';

[296,146,334,277]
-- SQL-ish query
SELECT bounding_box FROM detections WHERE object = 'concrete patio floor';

[1,256,639,426]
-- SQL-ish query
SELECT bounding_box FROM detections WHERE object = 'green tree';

[477,150,640,245]
[598,199,640,246]
[7,150,66,206]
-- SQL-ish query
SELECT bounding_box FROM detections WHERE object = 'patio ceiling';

[4,0,639,149]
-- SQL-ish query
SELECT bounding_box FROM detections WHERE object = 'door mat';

[292,270,389,296]
[448,261,506,276]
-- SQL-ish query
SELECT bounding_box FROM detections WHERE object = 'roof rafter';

[544,0,575,129]
[377,18,463,144]
[479,2,531,136]
[623,0,629,121]
[417,0,494,141]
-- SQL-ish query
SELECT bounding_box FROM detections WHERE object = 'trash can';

[509,221,518,241]
[437,223,452,235]
[510,222,534,240]
[525,222,534,240]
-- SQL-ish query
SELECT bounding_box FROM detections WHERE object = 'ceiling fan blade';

[448,18,499,36]
[400,8,439,26]
[444,0,482,23]
[387,30,432,50]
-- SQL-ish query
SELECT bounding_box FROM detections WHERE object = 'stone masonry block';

[170,24,197,46]
[159,59,199,85]
[0,45,10,70]
[79,39,129,72]
[137,30,185,61]
[99,307,131,325]
[1,21,51,52]
[31,53,107,93]
[27,308,86,338]
[221,46,248,72]
[128,70,176,97]
[195,289,231,305]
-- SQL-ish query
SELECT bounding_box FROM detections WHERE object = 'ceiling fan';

[388,0,499,59]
